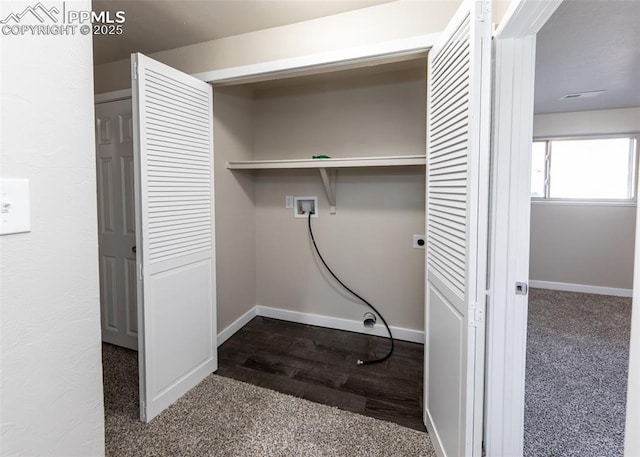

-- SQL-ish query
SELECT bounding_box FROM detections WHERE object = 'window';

[531,141,546,198]
[531,136,638,200]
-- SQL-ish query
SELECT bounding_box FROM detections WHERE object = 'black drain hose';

[307,212,394,365]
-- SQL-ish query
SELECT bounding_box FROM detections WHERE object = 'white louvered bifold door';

[423,1,491,456]
[131,53,217,422]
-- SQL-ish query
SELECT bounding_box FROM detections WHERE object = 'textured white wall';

[534,107,640,137]
[529,203,636,289]
[0,1,105,455]
[530,108,640,290]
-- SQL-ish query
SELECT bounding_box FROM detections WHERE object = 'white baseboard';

[217,307,257,347]
[255,305,424,344]
[529,280,632,298]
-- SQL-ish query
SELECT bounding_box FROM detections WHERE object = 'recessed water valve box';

[294,196,318,218]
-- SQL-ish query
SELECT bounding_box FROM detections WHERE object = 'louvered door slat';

[431,47,470,97]
[149,234,211,251]
[428,229,466,255]
[149,223,211,237]
[146,128,210,146]
[429,253,465,296]
[145,95,209,120]
[148,215,211,226]
[147,122,210,141]
[431,48,470,95]
[430,123,469,149]
[429,161,467,176]
[431,80,470,114]
[428,214,466,236]
[146,102,209,127]
[430,204,466,221]
[145,68,209,101]
[148,152,210,164]
[145,73,209,105]
[145,78,209,108]
[429,198,467,212]
[146,107,209,129]
[147,115,209,136]
[431,19,471,70]
[146,92,208,117]
[430,145,467,163]
[431,104,470,137]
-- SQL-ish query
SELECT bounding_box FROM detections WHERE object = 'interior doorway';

[523,1,638,454]
[525,139,635,456]
[94,93,142,432]
[487,0,640,455]
[95,96,138,351]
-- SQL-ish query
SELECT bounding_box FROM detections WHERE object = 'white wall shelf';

[226,155,426,213]
[226,154,426,170]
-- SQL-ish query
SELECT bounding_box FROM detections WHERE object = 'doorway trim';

[193,34,437,86]
[485,1,562,456]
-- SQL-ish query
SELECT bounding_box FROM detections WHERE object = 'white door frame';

[484,1,562,455]
[193,34,438,85]
[488,5,640,452]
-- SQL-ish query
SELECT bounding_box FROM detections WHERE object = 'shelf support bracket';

[318,168,336,214]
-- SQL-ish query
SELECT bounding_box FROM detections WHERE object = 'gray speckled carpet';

[102,344,434,456]
[524,288,632,457]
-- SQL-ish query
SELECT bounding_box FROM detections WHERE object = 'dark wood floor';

[217,316,425,431]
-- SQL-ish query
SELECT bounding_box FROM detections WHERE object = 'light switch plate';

[285,195,294,209]
[0,179,31,235]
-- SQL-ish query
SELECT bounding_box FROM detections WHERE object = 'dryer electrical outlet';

[294,197,318,218]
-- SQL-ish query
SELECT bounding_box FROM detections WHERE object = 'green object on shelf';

[312,155,331,159]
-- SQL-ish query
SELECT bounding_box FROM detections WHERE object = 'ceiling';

[534,0,640,114]
[93,0,640,114]
[92,0,393,65]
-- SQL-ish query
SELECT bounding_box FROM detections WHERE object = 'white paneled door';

[423,0,492,456]
[96,98,138,351]
[131,53,217,422]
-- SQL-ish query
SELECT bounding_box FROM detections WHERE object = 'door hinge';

[138,263,143,280]
[476,0,490,22]
[470,301,486,327]
[140,401,146,421]
[133,61,138,80]
[474,306,485,327]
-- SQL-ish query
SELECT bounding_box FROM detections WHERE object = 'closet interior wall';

[213,86,257,332]
[214,60,428,334]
